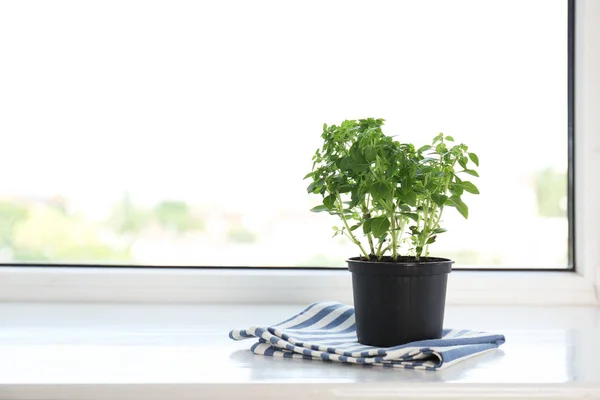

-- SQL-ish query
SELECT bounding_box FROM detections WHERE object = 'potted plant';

[305,118,480,347]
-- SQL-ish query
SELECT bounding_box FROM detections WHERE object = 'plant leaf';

[447,197,469,219]
[401,190,417,207]
[323,194,336,209]
[426,235,437,244]
[364,146,377,162]
[458,156,468,169]
[363,218,373,234]
[310,205,329,213]
[430,194,448,208]
[404,212,419,222]
[445,136,455,142]
[468,152,480,167]
[460,181,480,194]
[306,179,324,193]
[455,201,469,218]
[371,182,390,202]
[461,169,479,177]
[371,216,390,238]
[398,204,411,212]
[449,183,464,197]
[433,228,447,234]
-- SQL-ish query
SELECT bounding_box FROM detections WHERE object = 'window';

[0,0,571,269]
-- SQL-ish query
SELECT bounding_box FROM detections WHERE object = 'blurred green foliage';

[0,195,206,263]
[0,201,29,248]
[154,200,205,233]
[109,193,151,236]
[534,168,567,217]
[12,205,131,262]
[226,226,257,244]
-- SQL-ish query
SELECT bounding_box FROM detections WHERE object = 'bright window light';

[0,0,568,268]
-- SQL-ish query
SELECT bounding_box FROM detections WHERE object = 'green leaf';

[426,235,437,244]
[413,182,427,194]
[455,201,469,219]
[468,152,480,167]
[303,172,314,180]
[352,163,370,172]
[445,136,455,142]
[310,205,329,213]
[462,169,479,177]
[418,145,432,153]
[432,133,444,144]
[351,146,367,164]
[418,157,437,165]
[323,194,336,209]
[430,194,448,208]
[401,190,417,207]
[460,181,480,194]
[306,179,324,193]
[371,182,390,202]
[433,228,447,234]
[364,146,377,162]
[398,204,411,212]
[404,213,419,222]
[448,183,464,197]
[363,218,373,234]
[338,184,353,194]
[458,156,468,169]
[371,216,390,238]
[447,196,469,219]
[339,158,351,171]
[350,224,361,231]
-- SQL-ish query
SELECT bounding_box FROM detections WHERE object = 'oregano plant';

[304,118,480,261]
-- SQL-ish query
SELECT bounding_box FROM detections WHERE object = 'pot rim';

[346,255,453,265]
[347,256,453,276]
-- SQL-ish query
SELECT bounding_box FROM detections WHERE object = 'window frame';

[1,0,598,305]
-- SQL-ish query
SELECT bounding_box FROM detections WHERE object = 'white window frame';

[0,1,598,306]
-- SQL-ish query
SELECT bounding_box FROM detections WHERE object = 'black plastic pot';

[347,256,453,347]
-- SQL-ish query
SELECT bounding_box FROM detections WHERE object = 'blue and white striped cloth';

[229,301,505,370]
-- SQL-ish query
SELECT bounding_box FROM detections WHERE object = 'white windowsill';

[0,266,597,306]
[1,302,599,400]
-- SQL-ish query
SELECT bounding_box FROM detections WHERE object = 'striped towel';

[229,301,505,370]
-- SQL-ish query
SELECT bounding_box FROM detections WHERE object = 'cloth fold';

[229,301,505,370]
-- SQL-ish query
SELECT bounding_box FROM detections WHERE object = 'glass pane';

[0,0,568,268]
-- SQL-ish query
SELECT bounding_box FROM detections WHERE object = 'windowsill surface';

[1,303,600,400]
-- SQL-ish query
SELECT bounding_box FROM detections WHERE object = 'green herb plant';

[304,118,480,261]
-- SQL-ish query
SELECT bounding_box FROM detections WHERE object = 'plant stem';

[425,206,444,255]
[336,194,370,259]
[362,197,375,256]
[376,239,385,260]
[390,211,398,261]
[366,231,375,256]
